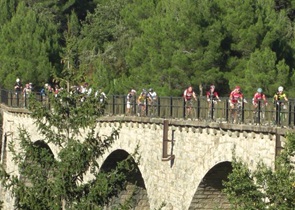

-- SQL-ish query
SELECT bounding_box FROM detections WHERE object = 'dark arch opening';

[101,149,150,210]
[100,149,129,171]
[20,140,55,180]
[16,140,57,208]
[33,140,54,159]
[189,161,232,210]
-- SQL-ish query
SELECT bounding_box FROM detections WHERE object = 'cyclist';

[206,85,221,119]
[273,86,288,123]
[252,88,268,123]
[274,86,288,102]
[229,86,247,123]
[137,89,147,116]
[252,88,268,108]
[95,88,107,103]
[126,89,136,115]
[147,88,157,116]
[14,78,22,93]
[14,78,23,106]
[23,83,32,97]
[183,85,197,118]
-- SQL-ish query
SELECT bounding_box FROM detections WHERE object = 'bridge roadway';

[0,104,289,210]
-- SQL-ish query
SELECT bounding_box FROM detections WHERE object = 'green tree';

[243,48,290,97]
[0,2,60,89]
[0,0,18,25]
[1,0,295,97]
[56,12,83,90]
[0,78,138,209]
[78,0,144,94]
[124,0,200,96]
[214,0,295,96]
[223,132,295,209]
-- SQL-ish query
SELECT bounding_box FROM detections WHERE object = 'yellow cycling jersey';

[138,94,146,103]
[274,93,286,101]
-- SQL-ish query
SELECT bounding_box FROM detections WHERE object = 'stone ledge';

[0,104,31,114]
[97,115,290,135]
[0,105,290,136]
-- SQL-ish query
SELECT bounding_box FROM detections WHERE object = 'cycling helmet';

[235,86,241,90]
[278,86,284,92]
[16,78,20,83]
[257,88,262,93]
[149,88,153,92]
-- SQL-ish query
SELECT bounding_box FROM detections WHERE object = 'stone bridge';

[0,105,288,210]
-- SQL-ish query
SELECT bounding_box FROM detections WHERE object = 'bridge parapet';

[0,87,295,127]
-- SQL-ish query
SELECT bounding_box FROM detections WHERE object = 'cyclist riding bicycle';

[183,85,197,118]
[126,89,136,115]
[252,88,268,108]
[273,86,288,124]
[137,89,147,116]
[206,85,221,119]
[147,88,157,116]
[274,86,288,102]
[206,85,221,103]
[252,88,268,123]
[229,86,247,123]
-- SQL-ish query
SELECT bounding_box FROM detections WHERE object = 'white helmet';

[278,86,284,92]
[16,78,20,83]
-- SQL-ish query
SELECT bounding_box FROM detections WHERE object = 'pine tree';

[0,2,60,89]
[79,0,136,94]
[223,133,295,209]
[0,0,18,25]
[0,68,138,209]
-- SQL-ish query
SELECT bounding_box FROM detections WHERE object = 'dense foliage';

[223,132,295,209]
[0,85,138,209]
[1,0,295,97]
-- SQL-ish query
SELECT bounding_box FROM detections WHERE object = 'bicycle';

[13,91,22,107]
[253,100,266,124]
[274,100,288,125]
[148,99,158,117]
[207,99,220,121]
[137,102,146,117]
[185,100,196,119]
[230,99,247,124]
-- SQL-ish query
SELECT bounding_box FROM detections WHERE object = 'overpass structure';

[0,103,289,210]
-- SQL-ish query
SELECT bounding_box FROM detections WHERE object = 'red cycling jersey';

[183,89,195,101]
[206,91,219,100]
[229,90,243,104]
[252,93,267,105]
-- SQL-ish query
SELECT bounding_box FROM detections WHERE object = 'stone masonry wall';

[0,108,283,210]
[95,117,278,210]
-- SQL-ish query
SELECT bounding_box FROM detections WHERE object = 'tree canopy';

[223,132,295,209]
[0,80,140,209]
[1,0,295,97]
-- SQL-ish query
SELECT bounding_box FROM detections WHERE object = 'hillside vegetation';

[0,0,295,97]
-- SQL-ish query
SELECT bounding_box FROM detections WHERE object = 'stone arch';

[33,140,54,156]
[20,140,55,185]
[30,140,55,164]
[188,161,232,210]
[101,149,150,210]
